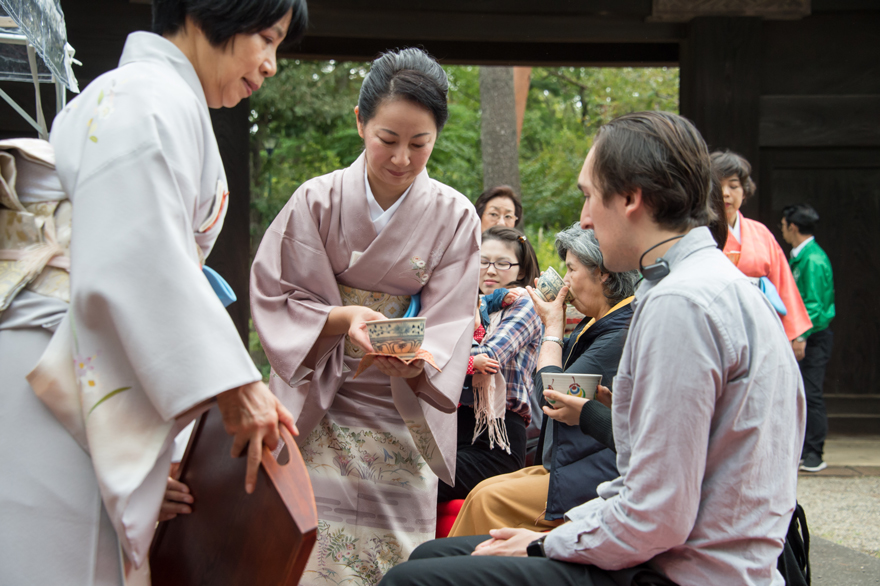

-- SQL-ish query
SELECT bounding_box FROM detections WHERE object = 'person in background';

[448,225,637,537]
[474,185,522,232]
[438,226,541,503]
[714,150,812,354]
[781,203,835,472]
[379,111,805,586]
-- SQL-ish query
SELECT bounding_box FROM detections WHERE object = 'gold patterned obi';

[0,140,71,311]
[338,284,410,358]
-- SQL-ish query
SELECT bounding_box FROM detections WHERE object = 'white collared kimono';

[251,153,481,585]
[6,32,260,584]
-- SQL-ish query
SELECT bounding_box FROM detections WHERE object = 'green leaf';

[87,386,132,417]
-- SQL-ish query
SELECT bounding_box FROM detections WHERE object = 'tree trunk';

[479,66,521,197]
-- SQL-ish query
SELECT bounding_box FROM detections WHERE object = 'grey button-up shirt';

[543,227,806,586]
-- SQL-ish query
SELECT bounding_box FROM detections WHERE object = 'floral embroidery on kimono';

[86,82,117,144]
[313,520,404,586]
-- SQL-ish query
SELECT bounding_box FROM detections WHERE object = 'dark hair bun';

[358,47,449,132]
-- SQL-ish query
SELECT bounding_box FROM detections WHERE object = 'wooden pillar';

[209,101,251,345]
[680,17,761,214]
[513,66,531,145]
[479,66,521,196]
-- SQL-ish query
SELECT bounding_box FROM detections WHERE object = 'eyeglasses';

[480,259,520,271]
[486,212,518,224]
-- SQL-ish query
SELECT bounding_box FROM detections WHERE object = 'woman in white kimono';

[0,1,307,584]
[251,48,482,586]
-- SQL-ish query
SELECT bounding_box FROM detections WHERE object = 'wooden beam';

[651,0,810,22]
[306,0,654,17]
[303,6,684,44]
[208,102,252,345]
[680,16,762,198]
[760,95,880,147]
[285,37,678,67]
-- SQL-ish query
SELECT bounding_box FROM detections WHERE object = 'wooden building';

[2,0,878,433]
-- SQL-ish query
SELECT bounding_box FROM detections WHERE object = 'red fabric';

[436,499,466,538]
[473,324,486,343]
[466,355,474,375]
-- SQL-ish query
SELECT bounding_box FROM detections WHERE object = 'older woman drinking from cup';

[447,224,639,536]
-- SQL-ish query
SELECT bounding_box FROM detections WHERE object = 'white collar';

[364,165,413,234]
[790,236,814,258]
[119,32,207,110]
[730,213,742,243]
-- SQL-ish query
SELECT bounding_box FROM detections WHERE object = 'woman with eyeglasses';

[474,185,523,232]
[438,226,542,503]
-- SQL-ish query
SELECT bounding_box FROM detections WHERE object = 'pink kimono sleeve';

[766,230,812,340]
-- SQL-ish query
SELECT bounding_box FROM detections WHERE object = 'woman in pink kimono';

[251,48,482,585]
[714,150,812,352]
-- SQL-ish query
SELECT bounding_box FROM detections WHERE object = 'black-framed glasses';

[480,259,519,271]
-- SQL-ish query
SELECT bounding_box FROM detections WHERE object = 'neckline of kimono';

[336,154,434,288]
[119,32,208,112]
[364,165,414,225]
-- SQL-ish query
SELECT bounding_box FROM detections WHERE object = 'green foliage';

[524,225,567,276]
[519,67,679,230]
[249,62,679,241]
[249,60,366,244]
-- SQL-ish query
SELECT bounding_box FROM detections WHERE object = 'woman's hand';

[596,384,613,408]
[216,381,298,494]
[526,283,568,337]
[472,354,500,374]
[347,307,387,354]
[322,306,386,353]
[373,356,425,379]
[502,290,522,307]
[159,477,193,522]
[542,389,589,426]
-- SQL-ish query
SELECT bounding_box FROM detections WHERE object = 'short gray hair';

[554,223,639,304]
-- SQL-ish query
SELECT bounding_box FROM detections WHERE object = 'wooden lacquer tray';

[150,405,317,585]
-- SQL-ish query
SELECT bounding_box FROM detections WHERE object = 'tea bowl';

[365,317,426,360]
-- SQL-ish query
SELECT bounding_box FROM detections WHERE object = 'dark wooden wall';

[758,11,880,433]
[681,8,880,434]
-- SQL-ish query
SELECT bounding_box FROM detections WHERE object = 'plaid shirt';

[471,294,542,425]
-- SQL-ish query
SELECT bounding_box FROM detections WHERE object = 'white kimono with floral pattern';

[14,31,260,582]
[251,153,481,585]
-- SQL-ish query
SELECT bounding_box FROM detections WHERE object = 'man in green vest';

[781,204,835,472]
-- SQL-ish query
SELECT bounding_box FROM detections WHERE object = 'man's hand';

[159,477,193,522]
[472,354,500,374]
[216,381,297,494]
[471,528,545,557]
[792,338,806,361]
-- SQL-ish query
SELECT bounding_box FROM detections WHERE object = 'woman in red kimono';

[713,151,811,354]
